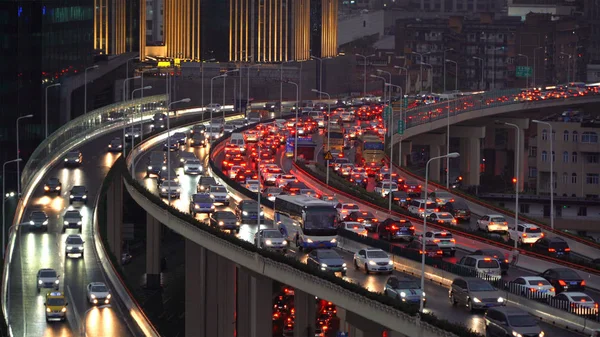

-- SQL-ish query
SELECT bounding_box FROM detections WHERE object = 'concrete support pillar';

[146,213,161,289]
[294,289,316,337]
[185,239,207,337]
[204,252,236,337]
[429,144,441,182]
[106,178,123,260]
[459,137,482,186]
[237,269,273,337]
[516,128,525,192]
[399,140,412,167]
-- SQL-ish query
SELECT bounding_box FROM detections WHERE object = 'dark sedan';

[539,268,585,294]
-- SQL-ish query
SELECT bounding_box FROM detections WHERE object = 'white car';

[353,248,393,274]
[209,185,230,204]
[263,167,284,184]
[229,165,245,179]
[179,152,197,166]
[427,212,457,225]
[339,163,355,177]
[508,223,544,245]
[423,231,456,256]
[246,179,261,193]
[159,180,181,198]
[554,292,597,315]
[65,234,84,258]
[510,276,556,297]
[86,282,111,305]
[477,214,509,233]
[37,268,59,292]
[205,103,221,112]
[254,229,288,252]
[276,174,297,188]
[62,210,83,232]
[340,222,367,236]
[124,125,142,140]
[335,203,360,221]
[244,131,259,142]
[374,181,398,197]
[183,159,203,175]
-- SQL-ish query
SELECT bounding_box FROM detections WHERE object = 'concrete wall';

[338,10,385,46]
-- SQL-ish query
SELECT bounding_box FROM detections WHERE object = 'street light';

[131,86,152,100]
[166,98,191,204]
[282,80,299,161]
[444,59,458,189]
[533,47,543,88]
[84,65,99,114]
[370,74,387,106]
[140,68,158,100]
[377,69,392,104]
[517,54,529,88]
[3,158,21,258]
[357,54,376,98]
[495,120,521,244]
[411,52,424,92]
[122,76,141,102]
[532,120,554,230]
[16,114,33,196]
[385,83,402,212]
[311,55,323,99]
[421,152,460,313]
[45,83,61,139]
[472,57,484,90]
[443,48,454,93]
[420,62,433,93]
[312,89,331,185]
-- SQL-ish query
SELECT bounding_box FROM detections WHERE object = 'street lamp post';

[356,54,376,98]
[131,86,152,100]
[411,52,424,92]
[444,59,458,188]
[280,61,293,112]
[533,47,543,88]
[283,80,300,161]
[312,89,331,185]
[125,56,139,94]
[3,158,21,258]
[84,65,99,114]
[472,57,484,90]
[385,83,402,212]
[121,76,141,157]
[16,114,33,196]
[517,54,530,88]
[443,48,454,93]
[129,85,152,157]
[377,69,392,103]
[45,83,61,138]
[166,98,191,204]
[421,153,460,313]
[311,56,323,99]
[532,120,554,230]
[122,76,141,102]
[496,120,521,246]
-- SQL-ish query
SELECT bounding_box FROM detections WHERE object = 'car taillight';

[564,248,571,252]
[550,287,555,292]
[548,248,556,252]
[450,239,456,243]
[433,239,440,243]
[541,233,545,237]
[437,250,443,255]
[409,226,415,230]
[558,280,567,286]
[419,208,424,212]
[581,280,586,286]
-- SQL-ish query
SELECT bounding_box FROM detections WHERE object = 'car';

[205,103,222,112]
[508,276,556,297]
[254,229,288,252]
[390,191,410,207]
[86,282,111,305]
[146,159,167,177]
[448,277,505,312]
[235,200,263,223]
[29,211,49,231]
[484,307,543,337]
[384,276,425,305]
[223,123,236,133]
[440,200,471,222]
[426,212,457,225]
[209,211,240,233]
[189,193,215,215]
[334,203,360,221]
[477,214,508,233]
[64,150,82,167]
[344,211,379,231]
[172,132,187,145]
[157,167,179,184]
[339,221,368,236]
[531,237,570,258]
[262,187,283,202]
[508,223,544,245]
[376,218,414,242]
[107,137,123,152]
[183,159,203,175]
[190,133,207,147]
[539,268,585,294]
[62,210,83,232]
[44,291,68,322]
[403,181,421,193]
[158,180,181,198]
[404,240,443,260]
[153,113,166,122]
[209,185,230,205]
[407,199,438,218]
[198,176,217,192]
[316,194,338,206]
[124,125,142,141]
[424,231,456,256]
[457,255,502,280]
[43,178,62,195]
[37,268,59,292]
[353,248,393,274]
[263,167,284,185]
[307,249,347,276]
[275,175,297,188]
[64,234,84,258]
[229,165,245,179]
[374,181,398,197]
[151,119,166,130]
[178,151,197,166]
[245,179,261,193]
[428,191,454,206]
[472,249,509,274]
[189,124,206,136]
[163,137,180,151]
[552,292,598,315]
[69,185,88,204]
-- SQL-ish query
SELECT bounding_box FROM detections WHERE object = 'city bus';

[325,125,345,153]
[274,195,338,250]
[355,133,386,170]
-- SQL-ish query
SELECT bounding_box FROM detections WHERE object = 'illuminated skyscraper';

[94,0,140,55]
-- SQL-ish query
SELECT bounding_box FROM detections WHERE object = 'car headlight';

[497,297,504,303]
[342,263,347,267]
[82,195,87,199]
[282,240,287,245]
[162,166,167,170]
[260,211,264,216]
[43,220,48,225]
[162,188,167,192]
[46,307,51,313]
[210,194,215,198]
[400,292,406,298]
[91,294,96,299]
[69,195,74,198]
[368,260,376,266]
[77,221,82,225]
[512,332,522,337]
[236,221,240,225]
[472,297,481,303]
[44,186,49,191]
[538,332,544,337]
[107,294,111,299]
[330,238,337,243]
[321,263,328,268]
[388,260,394,265]
[243,211,248,216]
[63,221,69,225]
[265,240,272,245]
[64,158,68,162]
[176,189,181,192]
[180,158,185,162]
[422,292,426,297]
[67,246,73,250]
[211,205,215,209]
[184,166,189,170]
[56,186,61,190]
[218,221,224,226]
[148,166,153,170]
[55,280,60,284]
[194,205,200,209]
[38,280,43,284]
[78,246,83,250]
[306,238,313,243]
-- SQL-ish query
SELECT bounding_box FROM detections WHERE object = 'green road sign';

[397,120,405,135]
[516,66,532,78]
[402,97,409,108]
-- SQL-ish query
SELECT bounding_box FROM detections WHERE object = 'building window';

[586,173,599,184]
[562,172,568,184]
[572,173,577,184]
[578,206,587,216]
[528,167,537,178]
[572,152,578,163]
[541,151,547,162]
[582,132,599,143]
[552,151,555,162]
[585,153,599,164]
[563,130,569,141]
[563,151,569,163]
[519,204,530,214]
[572,131,578,143]
[552,130,556,140]
[541,129,548,141]
[529,147,537,158]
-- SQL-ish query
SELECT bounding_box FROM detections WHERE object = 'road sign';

[384,105,392,117]
[402,96,409,108]
[516,66,532,78]
[324,151,333,161]
[397,120,405,135]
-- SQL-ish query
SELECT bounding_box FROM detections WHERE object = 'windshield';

[72,187,86,194]
[477,260,500,268]
[47,298,66,306]
[32,212,46,219]
[47,178,59,184]
[66,237,83,244]
[507,315,539,327]
[211,186,226,193]
[551,241,569,249]
[217,212,237,219]
[383,183,398,189]
[366,251,388,258]
[193,195,212,203]
[467,280,496,291]
[425,244,439,251]
[397,281,420,289]
[200,178,216,185]
[343,205,360,211]
[65,211,80,217]
[304,209,337,231]
[364,142,384,151]
[435,192,451,198]
[451,201,469,209]
[91,285,108,292]
[242,201,259,210]
[209,127,221,132]
[317,250,340,259]
[40,270,57,278]
[262,230,283,238]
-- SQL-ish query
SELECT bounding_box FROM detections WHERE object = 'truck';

[325,125,345,153]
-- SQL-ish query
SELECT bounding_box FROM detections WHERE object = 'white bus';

[274,195,338,250]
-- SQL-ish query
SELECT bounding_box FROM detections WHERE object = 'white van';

[457,255,502,280]
[229,133,246,154]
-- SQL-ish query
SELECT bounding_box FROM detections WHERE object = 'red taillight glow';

[581,280,586,286]
[548,248,556,252]
[558,280,567,286]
